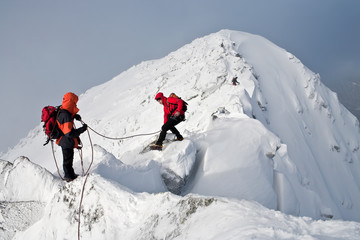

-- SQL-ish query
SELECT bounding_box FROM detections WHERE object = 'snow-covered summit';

[1,30,360,239]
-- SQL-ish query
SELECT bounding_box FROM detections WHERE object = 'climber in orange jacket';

[150,92,184,150]
[56,92,87,181]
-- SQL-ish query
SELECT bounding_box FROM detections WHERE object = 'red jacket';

[155,92,184,124]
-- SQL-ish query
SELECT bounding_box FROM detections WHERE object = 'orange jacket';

[56,92,82,148]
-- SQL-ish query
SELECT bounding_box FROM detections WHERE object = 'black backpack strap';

[167,101,178,115]
[43,137,51,146]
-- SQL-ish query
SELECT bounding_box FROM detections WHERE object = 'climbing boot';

[175,136,184,141]
[64,174,78,182]
[150,145,163,151]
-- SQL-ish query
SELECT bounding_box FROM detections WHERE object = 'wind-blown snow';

[1,30,360,239]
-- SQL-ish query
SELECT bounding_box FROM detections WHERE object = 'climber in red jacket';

[150,92,185,150]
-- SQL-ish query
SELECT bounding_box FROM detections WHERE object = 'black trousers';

[156,117,183,145]
[61,147,76,178]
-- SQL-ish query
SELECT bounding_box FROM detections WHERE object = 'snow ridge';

[1,30,360,239]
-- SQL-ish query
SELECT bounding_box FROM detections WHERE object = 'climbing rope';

[76,126,94,240]
[83,126,94,175]
[49,121,160,240]
[81,120,160,140]
[50,122,159,180]
[50,141,64,181]
[77,124,159,239]
[78,172,89,240]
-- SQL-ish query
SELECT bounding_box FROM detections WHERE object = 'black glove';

[170,114,185,122]
[74,114,82,121]
[80,124,87,133]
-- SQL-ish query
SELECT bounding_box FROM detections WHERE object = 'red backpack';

[168,93,188,112]
[41,106,62,145]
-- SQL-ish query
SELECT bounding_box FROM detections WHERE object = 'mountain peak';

[1,30,360,239]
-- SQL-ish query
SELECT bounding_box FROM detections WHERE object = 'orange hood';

[61,92,79,115]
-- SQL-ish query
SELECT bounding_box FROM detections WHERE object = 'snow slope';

[1,30,360,239]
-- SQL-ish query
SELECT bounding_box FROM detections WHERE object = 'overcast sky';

[1,0,360,154]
